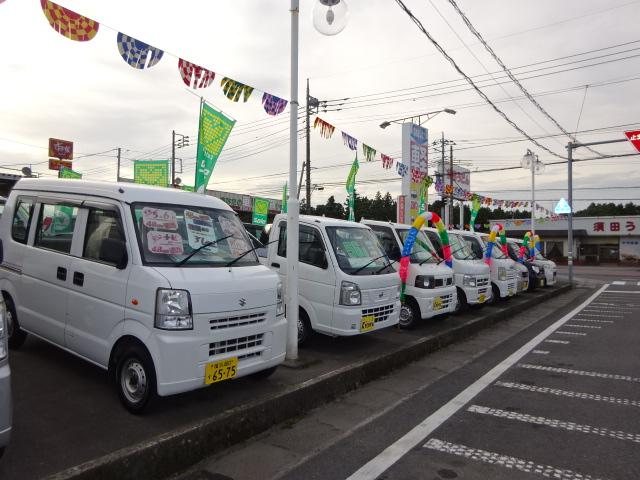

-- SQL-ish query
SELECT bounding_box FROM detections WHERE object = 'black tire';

[453,288,467,315]
[398,297,421,329]
[250,366,278,380]
[113,343,156,414]
[0,447,4,460]
[490,284,502,303]
[4,295,27,349]
[297,308,313,347]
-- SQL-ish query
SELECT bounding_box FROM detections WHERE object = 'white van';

[523,241,557,287]
[457,231,518,300]
[267,215,400,344]
[423,228,492,312]
[361,220,456,328]
[479,233,530,293]
[0,179,286,413]
[0,298,9,459]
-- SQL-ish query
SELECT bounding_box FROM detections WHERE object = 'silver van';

[0,298,10,458]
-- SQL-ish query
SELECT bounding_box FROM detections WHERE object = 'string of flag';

[34,0,288,117]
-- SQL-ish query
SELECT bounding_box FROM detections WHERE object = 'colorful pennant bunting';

[342,132,358,151]
[40,0,99,42]
[313,117,336,139]
[381,154,394,169]
[362,144,376,162]
[262,93,288,116]
[178,59,216,89]
[396,162,408,177]
[221,77,254,103]
[117,33,163,69]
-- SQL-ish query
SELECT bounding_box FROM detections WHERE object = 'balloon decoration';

[40,0,99,42]
[522,231,533,260]
[498,224,508,255]
[484,224,502,265]
[469,198,481,232]
[398,212,452,302]
[117,33,164,69]
[534,234,542,255]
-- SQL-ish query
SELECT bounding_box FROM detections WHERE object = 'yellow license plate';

[478,294,486,303]
[360,315,375,332]
[508,289,515,296]
[204,357,238,385]
[523,282,529,290]
[433,297,443,311]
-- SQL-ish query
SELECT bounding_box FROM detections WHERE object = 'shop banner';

[58,166,82,179]
[195,102,235,193]
[252,197,269,226]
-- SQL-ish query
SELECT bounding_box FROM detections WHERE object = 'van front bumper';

[0,362,11,449]
[151,309,287,397]
[545,268,557,286]
[495,279,518,298]
[412,286,457,318]
[328,301,401,336]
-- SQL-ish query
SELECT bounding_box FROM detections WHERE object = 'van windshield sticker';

[147,231,184,255]
[342,240,368,258]
[184,209,217,253]
[142,207,178,230]
[218,216,247,256]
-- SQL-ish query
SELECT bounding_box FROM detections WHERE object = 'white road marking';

[494,381,640,409]
[344,285,608,480]
[601,290,640,294]
[555,331,587,336]
[532,350,549,355]
[544,339,569,344]
[573,319,614,324]
[612,281,626,285]
[468,405,640,444]
[574,313,621,318]
[637,281,640,286]
[423,439,606,480]
[564,324,602,329]
[518,364,640,383]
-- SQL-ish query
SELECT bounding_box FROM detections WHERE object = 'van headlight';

[395,285,401,299]
[462,274,476,287]
[340,281,361,306]
[155,289,193,330]
[276,282,284,316]
[498,267,507,281]
[415,275,435,289]
[0,300,7,360]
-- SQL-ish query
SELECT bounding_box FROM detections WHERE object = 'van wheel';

[297,309,313,347]
[399,297,420,329]
[0,447,4,459]
[491,284,502,302]
[114,344,156,414]
[453,289,467,315]
[4,296,27,349]
[250,366,278,380]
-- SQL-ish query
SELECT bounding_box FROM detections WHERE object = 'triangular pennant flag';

[117,33,164,69]
[221,77,254,103]
[396,162,408,177]
[178,59,215,89]
[381,154,394,169]
[342,132,358,151]
[262,93,288,116]
[40,0,99,42]
[362,144,376,162]
[314,117,336,139]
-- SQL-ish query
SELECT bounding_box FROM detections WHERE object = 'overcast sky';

[1,0,639,213]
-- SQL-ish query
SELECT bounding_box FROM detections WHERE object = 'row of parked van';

[0,180,556,456]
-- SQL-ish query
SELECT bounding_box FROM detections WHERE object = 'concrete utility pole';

[116,147,121,182]
[298,161,306,199]
[171,130,176,186]
[305,80,320,214]
[449,143,454,226]
[440,132,446,223]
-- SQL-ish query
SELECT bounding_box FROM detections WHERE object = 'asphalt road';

[188,276,640,480]
[557,264,640,284]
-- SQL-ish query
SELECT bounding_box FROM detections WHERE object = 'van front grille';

[435,277,454,287]
[476,277,490,287]
[209,312,267,330]
[362,304,395,323]
[209,334,264,356]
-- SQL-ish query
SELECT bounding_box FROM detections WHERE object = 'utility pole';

[298,161,306,199]
[305,80,320,213]
[434,133,455,226]
[440,132,446,223]
[449,143,454,227]
[171,130,176,186]
[116,147,121,182]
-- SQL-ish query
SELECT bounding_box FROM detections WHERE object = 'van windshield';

[448,233,476,260]
[326,226,392,275]
[132,203,256,267]
[480,236,508,259]
[396,229,437,264]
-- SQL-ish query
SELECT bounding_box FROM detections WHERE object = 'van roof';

[13,178,232,211]
[360,219,410,229]
[273,213,371,229]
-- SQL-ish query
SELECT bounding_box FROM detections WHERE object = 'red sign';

[48,138,74,160]
[49,159,73,171]
[624,130,640,153]
[397,195,406,224]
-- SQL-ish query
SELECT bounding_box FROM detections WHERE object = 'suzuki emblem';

[378,292,384,299]
[238,298,247,307]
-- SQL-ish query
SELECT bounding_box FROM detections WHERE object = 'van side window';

[83,208,125,264]
[277,223,327,268]
[11,198,34,244]
[369,226,401,261]
[34,204,78,254]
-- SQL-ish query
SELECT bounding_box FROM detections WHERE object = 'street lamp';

[379,108,456,129]
[521,149,545,239]
[286,0,348,362]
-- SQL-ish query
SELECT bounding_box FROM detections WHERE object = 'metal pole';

[531,154,535,237]
[449,143,454,227]
[116,147,121,182]
[286,0,300,361]
[567,143,574,287]
[440,132,446,223]
[459,200,464,229]
[171,130,176,186]
[305,79,311,214]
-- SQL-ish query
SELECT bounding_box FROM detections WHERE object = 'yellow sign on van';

[205,357,238,385]
[360,315,375,332]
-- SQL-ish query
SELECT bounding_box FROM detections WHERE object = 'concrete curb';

[46,285,572,480]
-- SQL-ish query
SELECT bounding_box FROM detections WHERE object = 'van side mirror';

[100,238,128,269]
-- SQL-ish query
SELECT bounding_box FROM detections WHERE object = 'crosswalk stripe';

[518,363,640,383]
[565,324,602,329]
[555,331,587,336]
[574,318,614,324]
[612,281,626,285]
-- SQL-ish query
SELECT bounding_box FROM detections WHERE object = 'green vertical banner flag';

[58,166,82,179]
[345,156,359,222]
[134,160,169,187]
[195,102,236,193]
[418,176,433,215]
[252,197,270,226]
[281,182,288,213]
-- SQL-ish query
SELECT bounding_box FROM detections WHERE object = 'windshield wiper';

[226,239,278,268]
[375,258,397,274]
[177,234,235,266]
[352,254,389,275]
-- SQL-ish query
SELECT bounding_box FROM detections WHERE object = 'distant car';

[247,231,268,264]
[244,223,271,244]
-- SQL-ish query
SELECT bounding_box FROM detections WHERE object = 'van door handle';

[57,267,67,281]
[271,262,280,268]
[73,272,84,287]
